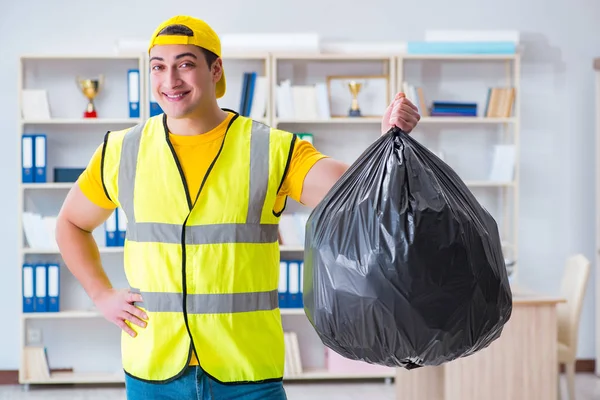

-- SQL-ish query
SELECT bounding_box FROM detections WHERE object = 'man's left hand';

[381,92,421,135]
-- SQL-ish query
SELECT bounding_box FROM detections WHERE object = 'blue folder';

[22,263,35,313]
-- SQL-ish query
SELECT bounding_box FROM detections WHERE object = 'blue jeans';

[125,366,287,400]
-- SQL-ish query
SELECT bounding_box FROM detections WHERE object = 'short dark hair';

[157,24,219,68]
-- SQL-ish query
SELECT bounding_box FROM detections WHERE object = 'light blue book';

[407,41,516,54]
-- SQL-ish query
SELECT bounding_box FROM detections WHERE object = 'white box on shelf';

[21,89,51,120]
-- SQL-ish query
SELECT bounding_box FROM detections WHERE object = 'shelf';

[419,117,515,124]
[285,368,395,380]
[401,53,518,61]
[22,183,73,190]
[21,371,125,384]
[21,54,141,61]
[222,52,270,60]
[21,369,394,385]
[22,247,123,254]
[23,246,303,254]
[273,53,394,60]
[20,118,141,125]
[274,117,381,125]
[464,181,515,187]
[23,246,304,254]
[280,245,304,252]
[22,310,102,319]
[24,309,306,319]
[280,308,305,315]
[274,117,515,125]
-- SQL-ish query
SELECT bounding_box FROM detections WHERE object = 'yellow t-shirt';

[77,112,327,365]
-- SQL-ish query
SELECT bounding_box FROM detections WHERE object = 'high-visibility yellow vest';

[101,112,296,383]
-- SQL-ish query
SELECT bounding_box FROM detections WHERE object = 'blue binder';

[149,76,163,117]
[239,73,249,115]
[34,134,47,183]
[34,264,47,312]
[128,69,140,118]
[46,263,60,312]
[299,261,304,308]
[105,210,118,247]
[117,207,126,246]
[22,263,34,313]
[245,72,257,116]
[279,261,288,308]
[21,135,34,183]
[150,98,163,116]
[287,261,301,308]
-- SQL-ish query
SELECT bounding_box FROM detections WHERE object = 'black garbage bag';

[302,127,512,370]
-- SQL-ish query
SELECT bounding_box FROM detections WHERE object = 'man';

[55,15,420,400]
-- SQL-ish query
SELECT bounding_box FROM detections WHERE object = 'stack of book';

[275,80,331,120]
[238,71,268,119]
[22,346,50,381]
[430,101,477,117]
[484,87,515,117]
[283,331,303,377]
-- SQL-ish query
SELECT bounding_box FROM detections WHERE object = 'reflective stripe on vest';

[119,120,279,315]
[131,288,279,314]
[118,121,275,244]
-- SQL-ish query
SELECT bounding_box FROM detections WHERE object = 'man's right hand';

[93,288,148,337]
[56,184,149,338]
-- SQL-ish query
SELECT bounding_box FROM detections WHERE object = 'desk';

[395,286,565,400]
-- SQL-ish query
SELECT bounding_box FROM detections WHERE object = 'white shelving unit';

[18,53,145,386]
[17,49,520,386]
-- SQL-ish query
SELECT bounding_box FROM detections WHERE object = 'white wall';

[1,0,600,370]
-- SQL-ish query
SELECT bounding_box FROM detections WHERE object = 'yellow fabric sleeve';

[278,137,328,204]
[77,143,118,210]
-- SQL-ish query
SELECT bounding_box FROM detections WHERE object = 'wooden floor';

[0,373,598,399]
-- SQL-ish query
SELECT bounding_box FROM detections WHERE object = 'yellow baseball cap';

[148,15,226,98]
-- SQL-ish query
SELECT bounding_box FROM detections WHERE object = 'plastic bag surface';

[303,127,512,370]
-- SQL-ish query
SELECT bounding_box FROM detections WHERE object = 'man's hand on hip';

[93,288,148,337]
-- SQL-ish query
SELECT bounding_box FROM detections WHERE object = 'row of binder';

[23,263,59,313]
[128,69,163,118]
[105,208,127,247]
[23,259,302,313]
[21,134,47,183]
[279,260,304,309]
[239,71,268,119]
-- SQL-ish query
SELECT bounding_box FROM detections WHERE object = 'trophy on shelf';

[77,75,103,118]
[347,80,362,117]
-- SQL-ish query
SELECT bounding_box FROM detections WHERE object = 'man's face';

[149,44,222,119]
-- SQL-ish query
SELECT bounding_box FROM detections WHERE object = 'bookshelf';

[17,49,520,386]
[17,53,145,386]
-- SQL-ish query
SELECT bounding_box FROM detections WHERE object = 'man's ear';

[212,58,223,83]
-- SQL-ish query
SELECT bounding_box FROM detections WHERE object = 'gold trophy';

[348,80,362,117]
[77,75,103,118]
